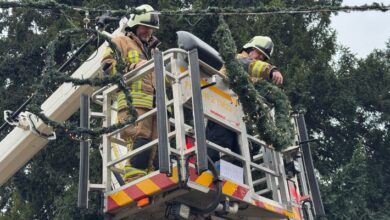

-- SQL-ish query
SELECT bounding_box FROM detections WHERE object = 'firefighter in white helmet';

[101,4,160,182]
[238,36,283,84]
[207,36,284,162]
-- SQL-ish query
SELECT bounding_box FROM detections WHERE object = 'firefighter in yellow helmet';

[207,36,284,162]
[101,4,160,182]
[238,36,283,84]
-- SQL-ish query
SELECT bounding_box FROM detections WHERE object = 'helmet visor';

[140,13,159,28]
[254,41,273,58]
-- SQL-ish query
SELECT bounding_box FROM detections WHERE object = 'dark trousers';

[131,138,159,170]
[206,121,239,162]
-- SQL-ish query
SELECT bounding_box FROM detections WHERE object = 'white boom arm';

[0,20,127,186]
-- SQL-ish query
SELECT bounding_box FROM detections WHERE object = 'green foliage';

[318,42,390,219]
[0,190,34,220]
[322,141,370,219]
[0,0,390,219]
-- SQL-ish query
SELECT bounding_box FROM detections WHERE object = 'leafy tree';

[0,0,389,219]
[321,42,390,220]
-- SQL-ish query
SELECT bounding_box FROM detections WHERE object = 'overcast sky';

[331,0,390,58]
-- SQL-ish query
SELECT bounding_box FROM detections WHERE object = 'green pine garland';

[28,28,138,139]
[213,16,294,150]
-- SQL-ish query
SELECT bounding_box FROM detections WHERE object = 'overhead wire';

[0,1,389,16]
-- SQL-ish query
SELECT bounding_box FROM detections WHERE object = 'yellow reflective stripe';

[118,93,154,109]
[128,50,139,64]
[132,99,153,108]
[135,51,139,64]
[128,51,133,63]
[132,50,136,63]
[252,61,266,78]
[132,100,153,106]
[117,92,127,108]
[130,79,143,92]
[119,91,153,99]
[133,104,152,108]
[251,61,261,77]
[118,100,127,105]
[112,64,117,75]
[257,62,266,78]
[131,92,153,101]
[131,81,137,91]
[117,92,125,98]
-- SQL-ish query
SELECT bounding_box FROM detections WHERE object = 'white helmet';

[243,36,274,60]
[127,4,159,30]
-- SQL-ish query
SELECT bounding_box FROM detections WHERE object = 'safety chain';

[213,16,294,151]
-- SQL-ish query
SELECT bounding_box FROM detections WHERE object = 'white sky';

[331,0,390,58]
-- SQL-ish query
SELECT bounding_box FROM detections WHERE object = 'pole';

[78,94,90,208]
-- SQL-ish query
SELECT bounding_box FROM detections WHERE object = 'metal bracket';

[154,50,171,174]
[188,49,208,173]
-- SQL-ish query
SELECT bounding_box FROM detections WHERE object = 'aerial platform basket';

[87,45,312,220]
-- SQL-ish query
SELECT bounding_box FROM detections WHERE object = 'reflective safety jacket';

[101,32,160,110]
[236,51,278,82]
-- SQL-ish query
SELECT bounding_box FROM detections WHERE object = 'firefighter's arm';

[101,47,117,75]
[101,37,148,75]
[101,37,128,75]
[127,41,148,70]
[238,57,283,85]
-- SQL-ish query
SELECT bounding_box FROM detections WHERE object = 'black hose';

[188,156,223,215]
[169,154,184,187]
[184,152,196,183]
[302,199,314,219]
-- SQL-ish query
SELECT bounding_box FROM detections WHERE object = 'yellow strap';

[123,167,147,179]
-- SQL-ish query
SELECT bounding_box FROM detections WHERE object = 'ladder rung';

[250,162,277,176]
[252,153,264,161]
[110,136,127,146]
[95,95,104,100]
[256,188,272,195]
[107,100,174,137]
[91,112,105,118]
[253,177,267,186]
